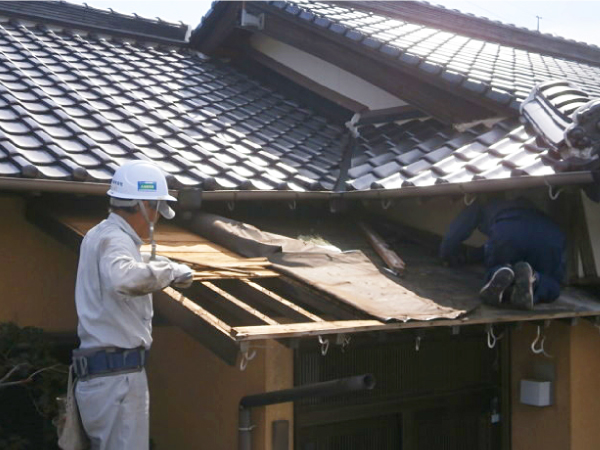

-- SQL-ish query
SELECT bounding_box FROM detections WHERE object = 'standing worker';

[440,197,566,310]
[73,161,193,449]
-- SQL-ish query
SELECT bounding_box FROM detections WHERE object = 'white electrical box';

[520,379,553,407]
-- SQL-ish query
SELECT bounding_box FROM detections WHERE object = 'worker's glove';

[172,263,193,289]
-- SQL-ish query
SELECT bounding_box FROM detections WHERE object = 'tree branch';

[0,363,28,384]
[0,363,63,389]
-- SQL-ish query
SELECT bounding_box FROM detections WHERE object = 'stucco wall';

[511,323,571,450]
[570,321,600,450]
[511,321,600,450]
[0,195,78,330]
[148,328,293,450]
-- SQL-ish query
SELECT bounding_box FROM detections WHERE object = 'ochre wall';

[570,321,600,450]
[511,322,572,450]
[148,328,293,450]
[0,195,78,330]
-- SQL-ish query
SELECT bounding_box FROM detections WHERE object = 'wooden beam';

[358,221,406,274]
[201,281,279,325]
[242,279,323,322]
[158,288,239,366]
[231,307,600,341]
[261,276,367,320]
[232,319,384,341]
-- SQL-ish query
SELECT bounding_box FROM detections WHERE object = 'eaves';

[0,170,594,204]
[230,2,517,124]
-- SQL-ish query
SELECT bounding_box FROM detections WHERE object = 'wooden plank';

[358,221,406,273]
[211,280,321,323]
[162,286,232,333]
[201,281,279,325]
[242,279,323,322]
[233,320,385,341]
[261,276,366,320]
[191,272,277,281]
[156,289,238,366]
[231,306,600,341]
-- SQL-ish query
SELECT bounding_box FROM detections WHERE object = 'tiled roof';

[0,2,590,196]
[266,1,600,107]
[0,1,189,44]
[0,11,349,191]
[348,117,556,190]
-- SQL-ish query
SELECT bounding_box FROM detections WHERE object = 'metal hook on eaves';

[381,198,392,210]
[463,192,476,206]
[239,343,257,371]
[318,335,330,356]
[336,334,351,353]
[544,179,564,201]
[486,324,498,349]
[531,325,553,358]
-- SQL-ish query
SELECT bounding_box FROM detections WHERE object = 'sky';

[72,1,600,47]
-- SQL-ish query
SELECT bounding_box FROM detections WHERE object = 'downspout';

[332,112,361,192]
[238,374,376,450]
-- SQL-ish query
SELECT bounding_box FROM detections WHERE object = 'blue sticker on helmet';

[138,181,157,191]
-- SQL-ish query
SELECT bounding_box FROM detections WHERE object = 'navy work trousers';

[484,210,565,303]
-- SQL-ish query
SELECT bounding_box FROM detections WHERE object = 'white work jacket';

[75,213,179,350]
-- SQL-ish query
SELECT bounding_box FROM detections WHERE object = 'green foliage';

[0,322,68,448]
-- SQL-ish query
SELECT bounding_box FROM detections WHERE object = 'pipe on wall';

[239,374,376,450]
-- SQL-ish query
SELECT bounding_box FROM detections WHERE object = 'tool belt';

[73,347,149,380]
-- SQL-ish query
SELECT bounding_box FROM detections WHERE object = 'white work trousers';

[75,370,149,450]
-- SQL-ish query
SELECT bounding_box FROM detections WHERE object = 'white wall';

[251,34,407,110]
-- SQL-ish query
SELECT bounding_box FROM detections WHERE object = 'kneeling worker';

[440,198,565,310]
[73,161,193,449]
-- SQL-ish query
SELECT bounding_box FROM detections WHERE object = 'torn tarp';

[184,213,473,322]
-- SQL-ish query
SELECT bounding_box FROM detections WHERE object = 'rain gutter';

[0,171,594,201]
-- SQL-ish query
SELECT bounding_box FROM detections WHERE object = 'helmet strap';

[137,200,160,260]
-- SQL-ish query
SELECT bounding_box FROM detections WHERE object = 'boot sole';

[480,268,514,306]
[511,263,534,310]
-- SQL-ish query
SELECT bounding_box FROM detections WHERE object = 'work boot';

[479,266,514,306]
[510,262,535,310]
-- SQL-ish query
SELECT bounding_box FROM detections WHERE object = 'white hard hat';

[107,160,176,219]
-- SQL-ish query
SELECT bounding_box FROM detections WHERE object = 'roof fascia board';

[250,2,506,123]
[343,1,600,68]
